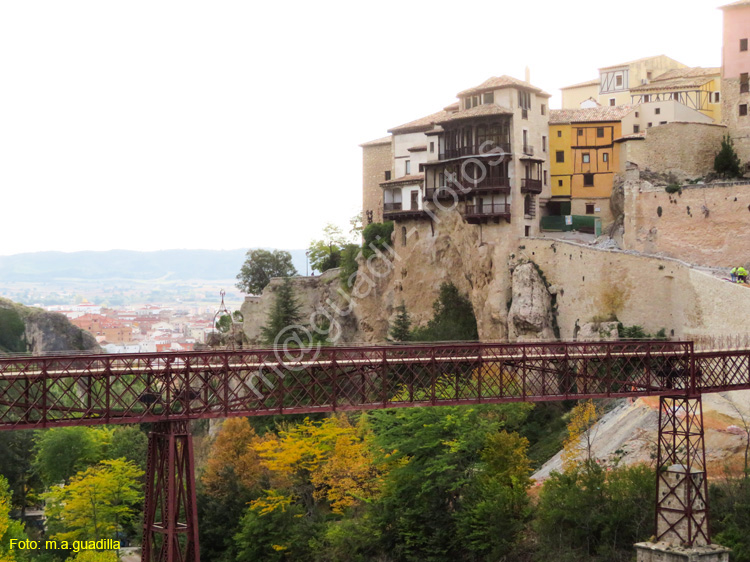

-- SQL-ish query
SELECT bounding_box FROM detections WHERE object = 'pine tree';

[389,302,411,342]
[714,135,743,178]
[260,279,302,345]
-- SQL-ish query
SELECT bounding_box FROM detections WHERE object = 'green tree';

[361,222,394,259]
[33,427,113,486]
[711,474,750,561]
[388,303,411,342]
[0,475,25,562]
[308,224,348,274]
[411,283,478,342]
[234,501,318,562]
[535,462,655,561]
[105,425,148,473]
[0,431,40,517]
[260,279,302,346]
[0,308,26,353]
[714,135,743,178]
[338,243,360,290]
[44,459,144,543]
[236,249,297,295]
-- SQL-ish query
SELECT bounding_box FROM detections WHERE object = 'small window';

[578,128,584,136]
[633,124,640,133]
[557,130,562,137]
[430,142,434,153]
[603,153,609,163]
[582,153,590,164]
[655,107,661,115]
[740,104,748,117]
[596,127,604,138]
[616,75,623,87]
[741,38,748,52]
[401,226,407,246]
[405,160,411,174]
[556,151,565,163]
[544,170,548,185]
[542,136,547,151]
[741,73,749,93]
[473,95,479,107]
[609,98,616,106]
[660,121,667,125]
[672,92,679,100]
[541,104,547,115]
[647,122,653,128]
[635,111,639,117]
[558,179,563,187]
[647,71,653,80]
[644,94,651,102]
[714,92,721,103]
[384,171,391,181]
[583,174,594,187]
[483,92,494,104]
[585,203,595,214]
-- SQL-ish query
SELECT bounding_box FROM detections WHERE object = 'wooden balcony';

[521,178,543,194]
[424,187,456,201]
[463,202,511,224]
[439,142,511,161]
[383,202,428,221]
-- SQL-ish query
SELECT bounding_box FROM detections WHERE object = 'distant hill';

[0,249,310,282]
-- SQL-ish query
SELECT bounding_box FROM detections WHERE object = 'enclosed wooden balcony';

[463,202,511,224]
[520,178,543,194]
[439,142,511,161]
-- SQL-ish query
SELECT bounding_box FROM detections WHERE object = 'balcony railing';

[464,202,511,219]
[383,202,427,221]
[522,145,534,156]
[424,187,456,200]
[439,142,511,161]
[521,178,543,194]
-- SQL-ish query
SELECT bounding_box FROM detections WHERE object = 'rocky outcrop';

[0,298,99,354]
[507,263,556,341]
[577,321,620,341]
[240,268,359,345]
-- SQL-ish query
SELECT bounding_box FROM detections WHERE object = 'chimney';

[525,66,531,83]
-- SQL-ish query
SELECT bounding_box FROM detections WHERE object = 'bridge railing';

[0,340,696,430]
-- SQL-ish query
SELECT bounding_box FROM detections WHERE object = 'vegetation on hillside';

[235,249,297,295]
[714,135,743,179]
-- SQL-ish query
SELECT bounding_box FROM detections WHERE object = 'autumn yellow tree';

[45,459,143,543]
[0,476,20,562]
[252,415,384,514]
[562,399,601,469]
[201,417,266,497]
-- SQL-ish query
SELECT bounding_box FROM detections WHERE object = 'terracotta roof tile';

[560,78,600,90]
[720,0,750,8]
[380,173,424,187]
[436,103,514,124]
[443,102,460,111]
[388,109,453,134]
[549,105,635,124]
[629,67,720,93]
[457,75,545,97]
[359,135,391,148]
[614,132,647,142]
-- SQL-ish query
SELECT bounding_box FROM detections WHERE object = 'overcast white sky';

[0,0,726,256]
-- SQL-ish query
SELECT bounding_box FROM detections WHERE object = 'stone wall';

[361,139,392,225]
[722,77,750,165]
[522,238,750,339]
[623,179,750,268]
[618,122,727,181]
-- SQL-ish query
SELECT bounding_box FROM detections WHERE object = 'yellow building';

[559,55,687,109]
[548,106,633,224]
[629,67,722,122]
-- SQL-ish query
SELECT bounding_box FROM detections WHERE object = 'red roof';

[457,75,547,97]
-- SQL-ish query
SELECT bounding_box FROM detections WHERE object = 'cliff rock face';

[242,210,561,344]
[507,263,556,341]
[0,298,99,354]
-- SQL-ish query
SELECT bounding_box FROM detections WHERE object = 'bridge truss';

[0,340,747,560]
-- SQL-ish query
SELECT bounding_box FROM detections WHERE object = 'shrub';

[362,221,394,259]
[665,184,681,194]
[714,135,742,178]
